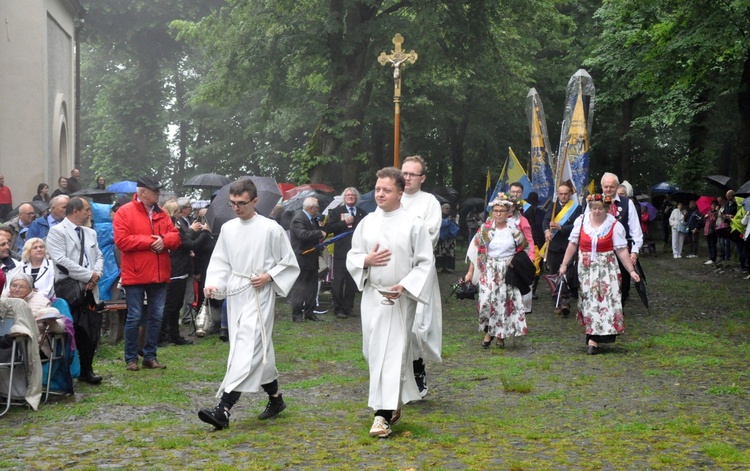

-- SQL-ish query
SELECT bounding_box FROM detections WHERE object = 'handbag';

[505,250,535,295]
[678,222,690,234]
[450,279,478,301]
[54,277,84,310]
[55,235,87,310]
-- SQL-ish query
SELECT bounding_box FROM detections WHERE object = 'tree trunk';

[736,53,750,182]
[309,0,383,188]
[619,98,634,181]
[685,91,710,185]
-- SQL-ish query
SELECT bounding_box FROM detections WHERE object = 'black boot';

[258,394,286,420]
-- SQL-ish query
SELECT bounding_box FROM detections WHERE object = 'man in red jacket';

[114,176,180,371]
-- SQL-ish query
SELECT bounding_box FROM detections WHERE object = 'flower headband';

[490,193,513,208]
[586,193,613,205]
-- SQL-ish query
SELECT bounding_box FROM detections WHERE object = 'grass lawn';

[2,248,749,470]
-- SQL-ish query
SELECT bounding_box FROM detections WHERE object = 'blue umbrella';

[639,202,658,220]
[106,180,137,193]
[651,182,679,193]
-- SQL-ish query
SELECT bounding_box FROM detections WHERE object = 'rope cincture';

[198,275,272,364]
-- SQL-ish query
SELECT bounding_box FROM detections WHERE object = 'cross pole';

[378,33,418,168]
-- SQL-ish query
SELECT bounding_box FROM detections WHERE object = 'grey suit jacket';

[46,218,104,301]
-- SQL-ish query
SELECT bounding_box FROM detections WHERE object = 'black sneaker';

[415,372,428,398]
[258,394,286,420]
[198,405,230,430]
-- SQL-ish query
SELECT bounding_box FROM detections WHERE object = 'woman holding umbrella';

[558,194,640,355]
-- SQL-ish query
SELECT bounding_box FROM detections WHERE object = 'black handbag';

[55,230,87,310]
[54,277,84,310]
[505,250,535,295]
[449,279,478,301]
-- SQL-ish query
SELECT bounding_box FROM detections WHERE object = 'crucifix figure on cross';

[378,33,418,167]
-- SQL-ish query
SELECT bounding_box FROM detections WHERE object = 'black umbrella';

[633,261,650,315]
[433,194,452,206]
[431,186,460,204]
[704,175,738,192]
[736,180,750,197]
[5,200,50,219]
[460,197,486,212]
[183,173,232,190]
[205,176,282,235]
[670,191,700,205]
[71,188,115,197]
[275,190,335,230]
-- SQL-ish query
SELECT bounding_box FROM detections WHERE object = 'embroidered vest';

[579,223,616,253]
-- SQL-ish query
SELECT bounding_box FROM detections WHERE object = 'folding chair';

[39,326,72,402]
[0,317,27,416]
[0,299,45,413]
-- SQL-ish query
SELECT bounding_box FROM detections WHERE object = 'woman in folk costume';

[559,194,641,355]
[464,194,530,349]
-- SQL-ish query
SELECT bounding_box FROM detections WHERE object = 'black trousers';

[618,258,631,303]
[331,257,356,315]
[289,269,317,320]
[161,277,188,340]
[72,306,102,375]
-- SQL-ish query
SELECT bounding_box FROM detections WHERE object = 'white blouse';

[487,226,517,259]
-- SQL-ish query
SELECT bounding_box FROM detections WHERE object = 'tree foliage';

[79,0,750,198]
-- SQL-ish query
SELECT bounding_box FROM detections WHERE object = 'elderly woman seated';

[1,273,66,339]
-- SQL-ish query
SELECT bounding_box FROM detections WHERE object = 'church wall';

[0,0,77,204]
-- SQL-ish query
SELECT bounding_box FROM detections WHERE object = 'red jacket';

[113,195,180,286]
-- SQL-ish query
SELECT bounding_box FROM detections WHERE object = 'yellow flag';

[585,179,595,197]
[485,168,491,193]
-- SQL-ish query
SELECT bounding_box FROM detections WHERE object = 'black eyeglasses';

[402,172,423,178]
[227,200,251,208]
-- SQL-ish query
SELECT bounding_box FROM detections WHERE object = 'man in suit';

[543,183,582,316]
[46,197,105,384]
[288,197,327,322]
[323,188,367,319]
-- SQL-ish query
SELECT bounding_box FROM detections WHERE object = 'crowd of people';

[661,189,750,278]
[3,164,744,438]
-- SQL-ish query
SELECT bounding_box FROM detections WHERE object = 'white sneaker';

[687,254,697,258]
[673,255,682,259]
[704,260,714,265]
[369,416,391,438]
[744,274,750,280]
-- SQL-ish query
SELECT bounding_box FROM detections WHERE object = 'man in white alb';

[198,179,300,430]
[399,155,443,397]
[347,167,434,438]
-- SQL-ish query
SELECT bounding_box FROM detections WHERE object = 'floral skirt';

[477,256,527,339]
[576,250,625,337]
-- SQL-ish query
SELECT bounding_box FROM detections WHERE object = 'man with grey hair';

[27,195,70,240]
[323,187,368,318]
[47,196,104,383]
[589,172,643,303]
[6,203,36,258]
[288,196,327,322]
